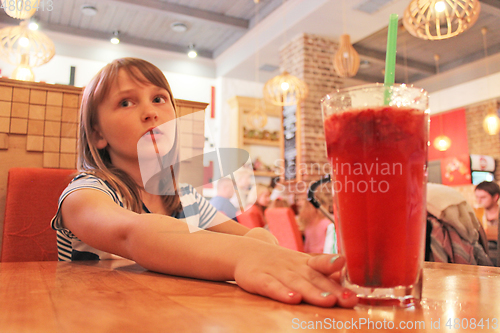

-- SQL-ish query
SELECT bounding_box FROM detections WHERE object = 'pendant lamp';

[0,20,55,81]
[263,0,308,107]
[483,102,500,136]
[333,34,360,78]
[403,0,481,40]
[263,71,308,106]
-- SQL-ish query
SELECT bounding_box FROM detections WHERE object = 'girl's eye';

[120,100,132,107]
[153,96,166,104]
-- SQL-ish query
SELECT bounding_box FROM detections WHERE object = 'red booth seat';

[1,168,76,262]
[265,207,304,252]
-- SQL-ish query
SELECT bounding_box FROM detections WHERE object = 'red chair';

[237,204,266,229]
[1,168,76,262]
[265,207,304,252]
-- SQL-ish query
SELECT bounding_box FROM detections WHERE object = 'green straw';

[384,13,399,105]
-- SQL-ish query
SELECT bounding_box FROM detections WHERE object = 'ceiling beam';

[248,0,283,29]
[354,45,436,74]
[0,12,213,58]
[108,0,249,29]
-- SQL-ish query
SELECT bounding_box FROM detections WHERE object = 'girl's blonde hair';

[79,57,181,214]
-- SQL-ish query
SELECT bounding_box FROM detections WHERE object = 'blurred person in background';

[238,184,271,229]
[475,181,500,264]
[230,168,253,211]
[210,177,238,221]
[298,191,335,254]
[269,177,299,214]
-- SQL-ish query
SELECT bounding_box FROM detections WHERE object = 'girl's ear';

[92,126,108,149]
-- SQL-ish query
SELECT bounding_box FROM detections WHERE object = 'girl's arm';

[61,189,356,308]
[206,212,278,244]
[206,212,249,235]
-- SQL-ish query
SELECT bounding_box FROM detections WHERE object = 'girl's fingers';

[252,273,303,305]
[277,269,356,308]
[288,278,341,307]
[307,254,345,276]
[305,254,358,308]
[329,271,341,283]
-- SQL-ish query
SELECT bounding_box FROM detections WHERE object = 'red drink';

[324,106,427,288]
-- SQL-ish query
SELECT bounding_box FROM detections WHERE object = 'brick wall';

[465,99,500,179]
[279,33,344,200]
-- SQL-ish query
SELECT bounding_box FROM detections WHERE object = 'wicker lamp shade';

[263,71,308,106]
[483,102,500,135]
[247,108,268,129]
[333,34,360,78]
[1,0,37,19]
[403,0,481,40]
[0,21,55,68]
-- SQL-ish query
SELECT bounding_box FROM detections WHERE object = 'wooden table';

[1,260,499,332]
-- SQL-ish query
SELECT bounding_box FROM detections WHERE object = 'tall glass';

[321,84,429,307]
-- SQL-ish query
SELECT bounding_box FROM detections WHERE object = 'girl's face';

[257,189,271,207]
[93,68,176,168]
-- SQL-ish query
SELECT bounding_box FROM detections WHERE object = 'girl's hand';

[233,246,358,308]
[243,227,279,245]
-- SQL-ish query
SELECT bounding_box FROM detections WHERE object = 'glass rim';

[321,83,428,103]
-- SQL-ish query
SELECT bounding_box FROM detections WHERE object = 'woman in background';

[299,191,334,254]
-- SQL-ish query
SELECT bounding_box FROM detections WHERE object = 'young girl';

[51,57,357,308]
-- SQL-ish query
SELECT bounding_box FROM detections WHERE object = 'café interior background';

[0,0,498,151]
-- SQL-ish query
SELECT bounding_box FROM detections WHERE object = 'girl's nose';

[142,106,158,122]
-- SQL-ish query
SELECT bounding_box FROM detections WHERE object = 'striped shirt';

[51,173,217,261]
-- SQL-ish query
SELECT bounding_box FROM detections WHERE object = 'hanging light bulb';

[432,113,452,152]
[263,71,308,106]
[28,18,39,31]
[433,135,452,151]
[434,1,447,12]
[187,43,197,58]
[18,36,30,47]
[110,31,120,44]
[333,34,360,78]
[12,54,34,81]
